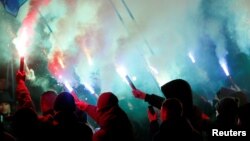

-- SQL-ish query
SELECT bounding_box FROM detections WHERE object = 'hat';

[161,79,193,108]
[54,92,76,112]
[97,92,118,111]
[0,91,13,104]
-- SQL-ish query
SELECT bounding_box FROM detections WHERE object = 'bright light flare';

[64,80,73,92]
[58,58,65,68]
[219,59,230,76]
[188,52,196,63]
[132,76,137,81]
[149,65,159,74]
[116,66,136,89]
[83,47,93,66]
[13,27,29,57]
[116,66,127,80]
[83,82,95,94]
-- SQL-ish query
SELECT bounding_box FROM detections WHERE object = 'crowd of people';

[0,70,250,141]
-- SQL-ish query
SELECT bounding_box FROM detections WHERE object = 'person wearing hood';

[77,92,135,141]
[52,92,93,141]
[132,79,211,134]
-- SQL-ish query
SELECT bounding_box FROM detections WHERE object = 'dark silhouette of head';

[40,90,57,115]
[97,92,118,112]
[161,98,183,121]
[0,91,13,104]
[161,79,193,116]
[216,97,238,117]
[54,92,76,112]
[12,107,39,138]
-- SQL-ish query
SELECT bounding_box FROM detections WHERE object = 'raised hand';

[132,89,146,100]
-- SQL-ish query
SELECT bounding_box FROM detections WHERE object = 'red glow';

[48,48,65,79]
[14,0,52,57]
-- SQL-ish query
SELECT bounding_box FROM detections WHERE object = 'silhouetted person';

[213,97,239,130]
[149,98,202,141]
[12,107,42,141]
[207,97,241,140]
[52,92,93,141]
[13,71,46,141]
[77,92,135,141]
[132,79,210,134]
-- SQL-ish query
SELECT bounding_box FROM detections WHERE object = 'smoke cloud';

[1,0,250,140]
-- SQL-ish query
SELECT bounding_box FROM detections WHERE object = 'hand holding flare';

[20,56,24,72]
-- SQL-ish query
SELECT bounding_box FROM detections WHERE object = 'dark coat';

[144,94,210,133]
[152,117,202,141]
[52,111,93,141]
[85,105,135,141]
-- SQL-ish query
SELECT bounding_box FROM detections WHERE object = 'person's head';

[40,90,57,115]
[0,91,13,115]
[216,97,238,118]
[12,107,39,137]
[97,92,118,112]
[160,98,183,121]
[54,92,76,113]
[161,79,193,115]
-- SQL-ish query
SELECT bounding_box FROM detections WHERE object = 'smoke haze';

[1,1,250,139]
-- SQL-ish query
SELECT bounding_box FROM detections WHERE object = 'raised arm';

[132,89,165,109]
[74,94,99,122]
[16,71,35,109]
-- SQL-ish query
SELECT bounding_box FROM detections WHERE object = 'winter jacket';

[85,104,135,141]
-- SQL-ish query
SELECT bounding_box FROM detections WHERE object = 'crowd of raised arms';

[0,70,249,141]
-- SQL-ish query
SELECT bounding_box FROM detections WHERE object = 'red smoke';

[47,48,64,79]
[16,0,52,55]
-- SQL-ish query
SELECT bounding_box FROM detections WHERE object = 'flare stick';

[125,75,136,90]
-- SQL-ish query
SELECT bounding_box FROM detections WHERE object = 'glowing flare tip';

[83,82,95,94]
[188,52,196,63]
[64,80,73,92]
[219,59,230,76]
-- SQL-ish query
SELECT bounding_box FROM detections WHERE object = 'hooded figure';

[54,92,76,113]
[161,79,193,118]
[52,92,93,141]
[82,92,135,141]
[132,79,210,134]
